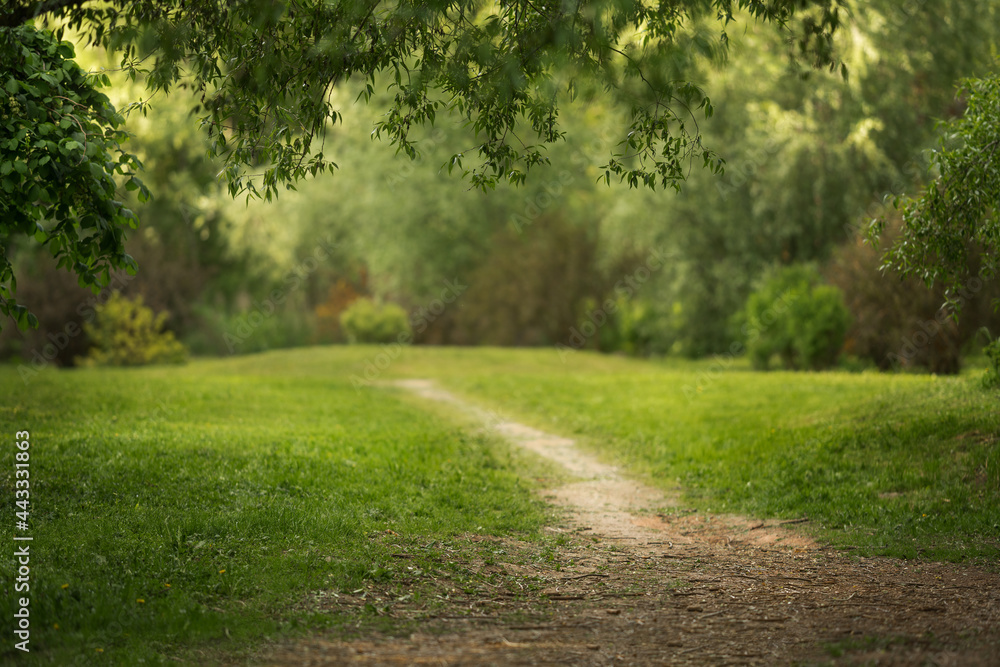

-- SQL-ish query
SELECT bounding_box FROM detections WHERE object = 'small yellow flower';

[95,648,103,653]
[219,569,225,574]
[61,584,69,589]
[164,583,171,588]
[53,624,59,630]
[137,598,145,603]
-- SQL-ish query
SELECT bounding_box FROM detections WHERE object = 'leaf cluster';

[0,23,147,328]
[10,0,846,198]
[874,72,1000,308]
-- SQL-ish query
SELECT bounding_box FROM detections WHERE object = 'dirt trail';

[258,380,1000,666]
[392,380,810,551]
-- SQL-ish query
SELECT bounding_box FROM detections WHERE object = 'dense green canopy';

[1,23,146,330]
[1,0,847,329]
[875,72,1000,309]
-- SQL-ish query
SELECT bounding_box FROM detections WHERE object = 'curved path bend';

[258,380,1000,666]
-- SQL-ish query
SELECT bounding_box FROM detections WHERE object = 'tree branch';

[0,0,92,28]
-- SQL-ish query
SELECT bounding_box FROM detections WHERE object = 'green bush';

[599,297,674,356]
[339,298,412,344]
[186,301,316,355]
[80,292,188,366]
[742,265,850,370]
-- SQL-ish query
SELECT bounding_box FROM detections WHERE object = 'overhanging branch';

[0,0,92,29]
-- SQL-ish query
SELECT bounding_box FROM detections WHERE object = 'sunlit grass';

[0,353,548,664]
[375,346,1000,562]
[1,345,997,663]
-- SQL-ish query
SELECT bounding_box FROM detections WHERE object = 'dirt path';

[258,380,1000,666]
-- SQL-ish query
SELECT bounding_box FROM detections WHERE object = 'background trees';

[632,0,1000,358]
[1,0,847,327]
[2,0,998,374]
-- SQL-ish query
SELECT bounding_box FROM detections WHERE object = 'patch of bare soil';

[255,381,1000,666]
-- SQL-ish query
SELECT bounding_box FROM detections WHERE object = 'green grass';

[368,346,1000,562]
[2,345,998,662]
[0,349,549,664]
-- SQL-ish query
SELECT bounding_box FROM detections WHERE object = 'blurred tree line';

[3,0,998,373]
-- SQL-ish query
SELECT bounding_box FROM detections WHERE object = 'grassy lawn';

[378,346,1000,563]
[1,345,998,662]
[0,349,550,664]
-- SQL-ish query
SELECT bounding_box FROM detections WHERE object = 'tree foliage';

[0,0,848,330]
[4,0,846,194]
[874,72,1000,307]
[0,23,147,328]
[630,0,999,355]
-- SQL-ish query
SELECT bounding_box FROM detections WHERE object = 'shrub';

[80,292,187,366]
[786,285,853,370]
[185,302,316,355]
[599,297,675,356]
[314,279,363,344]
[339,298,411,344]
[742,265,850,370]
[981,329,1000,390]
[825,218,1000,374]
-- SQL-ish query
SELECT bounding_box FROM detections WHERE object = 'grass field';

[2,346,998,663]
[0,349,550,664]
[386,347,1000,562]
